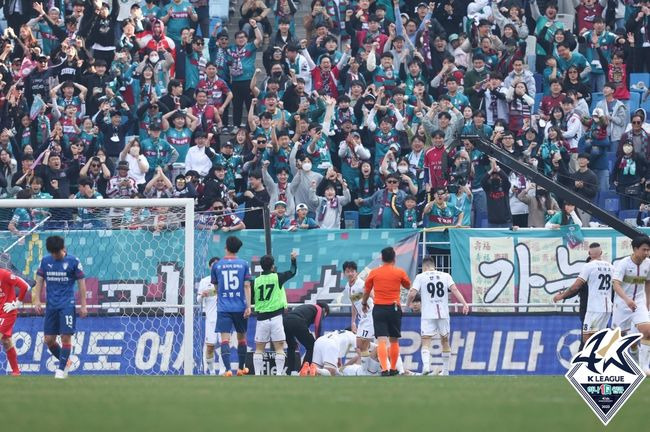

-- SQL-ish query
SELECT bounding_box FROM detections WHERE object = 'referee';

[361,247,411,376]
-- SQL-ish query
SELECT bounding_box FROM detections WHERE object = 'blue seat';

[533,73,543,94]
[479,218,489,228]
[641,97,650,114]
[626,92,641,111]
[598,190,618,207]
[604,198,620,214]
[607,151,618,172]
[533,93,543,114]
[590,92,604,112]
[344,211,359,229]
[618,209,638,221]
[630,73,650,89]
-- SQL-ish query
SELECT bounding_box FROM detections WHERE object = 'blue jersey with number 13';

[211,257,251,312]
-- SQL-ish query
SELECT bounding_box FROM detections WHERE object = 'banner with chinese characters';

[449,228,650,312]
[0,228,420,310]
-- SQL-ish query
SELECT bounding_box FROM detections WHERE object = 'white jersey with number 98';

[412,270,455,320]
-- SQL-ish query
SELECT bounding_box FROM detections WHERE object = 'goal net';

[0,198,201,375]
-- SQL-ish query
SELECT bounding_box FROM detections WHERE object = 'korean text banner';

[449,228,650,312]
[9,314,580,375]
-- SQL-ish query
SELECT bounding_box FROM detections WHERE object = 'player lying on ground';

[0,268,30,376]
[32,235,87,379]
[344,261,374,374]
[197,256,224,375]
[212,236,252,376]
[341,341,413,376]
[407,256,469,376]
[553,242,632,345]
[611,235,650,375]
[253,251,297,376]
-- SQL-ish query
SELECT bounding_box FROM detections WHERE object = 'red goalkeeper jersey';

[0,268,29,315]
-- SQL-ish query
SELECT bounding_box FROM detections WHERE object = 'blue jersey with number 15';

[211,257,251,312]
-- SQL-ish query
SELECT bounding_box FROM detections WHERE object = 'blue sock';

[48,343,61,360]
[237,342,247,369]
[59,344,72,371]
[220,342,231,372]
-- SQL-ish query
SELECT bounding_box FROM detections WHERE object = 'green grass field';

[1,376,647,432]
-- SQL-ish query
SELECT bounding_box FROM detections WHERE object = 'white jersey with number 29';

[412,270,455,319]
[578,260,614,313]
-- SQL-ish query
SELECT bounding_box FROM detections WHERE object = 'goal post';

[0,198,196,376]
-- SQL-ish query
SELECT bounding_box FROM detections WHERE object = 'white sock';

[421,349,431,374]
[360,354,370,376]
[442,351,451,375]
[275,352,286,376]
[206,357,215,375]
[316,368,331,376]
[253,352,264,376]
[639,343,650,371]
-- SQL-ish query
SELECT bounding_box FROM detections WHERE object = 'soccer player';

[32,236,87,379]
[344,261,374,375]
[0,268,30,376]
[197,256,223,375]
[212,236,252,377]
[611,235,650,374]
[311,330,357,376]
[252,251,298,376]
[407,256,469,376]
[362,247,411,376]
[553,243,628,345]
[284,302,329,376]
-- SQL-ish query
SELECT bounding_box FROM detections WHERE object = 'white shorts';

[342,364,363,376]
[313,337,338,368]
[357,316,374,340]
[205,317,218,345]
[613,303,650,332]
[582,312,611,332]
[421,318,450,337]
[254,315,286,343]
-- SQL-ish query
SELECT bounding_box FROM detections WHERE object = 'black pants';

[512,214,528,228]
[373,304,402,338]
[230,79,252,127]
[283,316,315,374]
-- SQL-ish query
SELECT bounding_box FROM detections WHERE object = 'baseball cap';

[117,160,130,170]
[296,203,308,211]
[448,34,459,43]
[274,201,287,208]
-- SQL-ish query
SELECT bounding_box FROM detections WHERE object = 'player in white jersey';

[197,257,222,375]
[407,256,469,375]
[311,330,357,376]
[612,236,650,374]
[343,261,374,374]
[553,243,630,344]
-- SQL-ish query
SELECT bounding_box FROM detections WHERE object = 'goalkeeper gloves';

[2,300,22,313]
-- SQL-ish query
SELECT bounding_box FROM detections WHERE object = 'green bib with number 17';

[253,273,287,313]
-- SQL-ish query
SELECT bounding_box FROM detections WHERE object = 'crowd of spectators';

[1,0,650,233]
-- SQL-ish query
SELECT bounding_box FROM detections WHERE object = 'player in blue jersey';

[32,236,87,379]
[211,236,252,376]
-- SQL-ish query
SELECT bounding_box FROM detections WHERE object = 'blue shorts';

[216,311,248,334]
[44,306,76,335]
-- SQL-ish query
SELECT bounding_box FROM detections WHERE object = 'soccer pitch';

[1,376,647,431]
